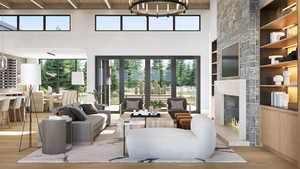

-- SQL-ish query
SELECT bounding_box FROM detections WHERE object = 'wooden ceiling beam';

[67,0,78,9]
[30,0,45,9]
[104,0,111,9]
[0,0,11,9]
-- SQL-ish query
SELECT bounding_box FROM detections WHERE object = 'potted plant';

[150,100,165,113]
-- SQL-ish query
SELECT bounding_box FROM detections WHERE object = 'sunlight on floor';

[0,131,36,136]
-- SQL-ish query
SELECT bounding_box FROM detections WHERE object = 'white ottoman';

[126,115,216,160]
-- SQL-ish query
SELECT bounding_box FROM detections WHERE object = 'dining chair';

[0,99,11,128]
[32,92,45,113]
[10,97,23,125]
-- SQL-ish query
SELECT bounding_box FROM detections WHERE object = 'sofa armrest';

[97,110,111,126]
[72,121,93,144]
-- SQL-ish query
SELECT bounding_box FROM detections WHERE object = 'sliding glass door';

[96,56,200,113]
[176,59,197,111]
[150,59,172,109]
[123,59,145,100]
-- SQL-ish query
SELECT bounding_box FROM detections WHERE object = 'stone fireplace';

[215,79,249,146]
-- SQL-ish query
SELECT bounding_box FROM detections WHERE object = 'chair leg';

[6,111,11,128]
[13,109,18,126]
[0,112,3,128]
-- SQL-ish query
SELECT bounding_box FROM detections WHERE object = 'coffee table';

[120,112,175,128]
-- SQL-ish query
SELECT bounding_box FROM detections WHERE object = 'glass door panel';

[150,59,171,109]
[108,60,120,111]
[176,59,197,111]
[123,59,145,100]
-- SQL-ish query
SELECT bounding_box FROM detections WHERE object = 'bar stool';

[0,99,11,128]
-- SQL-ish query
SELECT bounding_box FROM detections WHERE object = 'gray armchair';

[167,98,189,119]
[120,98,143,114]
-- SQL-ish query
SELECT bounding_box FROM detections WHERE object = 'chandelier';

[129,0,189,16]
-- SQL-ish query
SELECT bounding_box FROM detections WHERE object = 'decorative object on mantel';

[271,92,289,109]
[270,32,285,43]
[129,0,188,16]
[268,55,283,64]
[282,68,291,86]
[273,75,283,86]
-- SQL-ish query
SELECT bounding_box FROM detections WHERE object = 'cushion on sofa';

[53,106,77,121]
[170,100,184,110]
[126,100,140,110]
[68,106,88,121]
[80,104,98,115]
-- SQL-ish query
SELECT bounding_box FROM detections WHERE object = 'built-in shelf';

[260,84,298,88]
[211,40,217,96]
[260,0,299,163]
[261,35,297,49]
[260,105,298,114]
[261,10,297,30]
[260,60,298,68]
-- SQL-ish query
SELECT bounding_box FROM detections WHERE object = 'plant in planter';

[150,100,165,113]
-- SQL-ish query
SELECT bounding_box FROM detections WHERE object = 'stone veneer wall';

[217,0,260,146]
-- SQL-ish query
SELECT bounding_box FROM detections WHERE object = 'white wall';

[0,9,211,113]
[208,0,218,116]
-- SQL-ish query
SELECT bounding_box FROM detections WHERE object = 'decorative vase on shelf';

[283,70,291,86]
[273,75,284,86]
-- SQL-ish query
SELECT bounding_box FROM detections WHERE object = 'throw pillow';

[171,100,184,110]
[126,100,140,110]
[80,104,98,115]
[55,107,77,121]
[68,106,88,121]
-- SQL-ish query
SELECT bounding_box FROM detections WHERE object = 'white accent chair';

[126,115,216,160]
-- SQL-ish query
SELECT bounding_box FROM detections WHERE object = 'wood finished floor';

[0,113,298,169]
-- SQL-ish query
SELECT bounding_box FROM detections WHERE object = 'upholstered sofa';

[126,115,216,160]
[52,104,111,144]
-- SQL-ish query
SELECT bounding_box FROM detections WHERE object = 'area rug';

[18,125,247,163]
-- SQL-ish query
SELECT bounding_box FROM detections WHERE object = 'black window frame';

[174,15,201,31]
[0,15,71,31]
[95,15,122,31]
[0,15,18,31]
[95,15,201,32]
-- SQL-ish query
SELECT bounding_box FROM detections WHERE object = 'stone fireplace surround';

[215,79,249,146]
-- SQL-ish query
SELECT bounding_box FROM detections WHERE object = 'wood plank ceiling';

[0,0,210,9]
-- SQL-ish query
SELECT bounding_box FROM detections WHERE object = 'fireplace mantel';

[214,79,249,146]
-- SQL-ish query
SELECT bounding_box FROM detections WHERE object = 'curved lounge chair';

[126,115,216,160]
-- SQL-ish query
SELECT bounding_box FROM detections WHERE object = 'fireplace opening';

[224,95,239,129]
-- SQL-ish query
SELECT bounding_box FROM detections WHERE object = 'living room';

[0,0,299,169]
